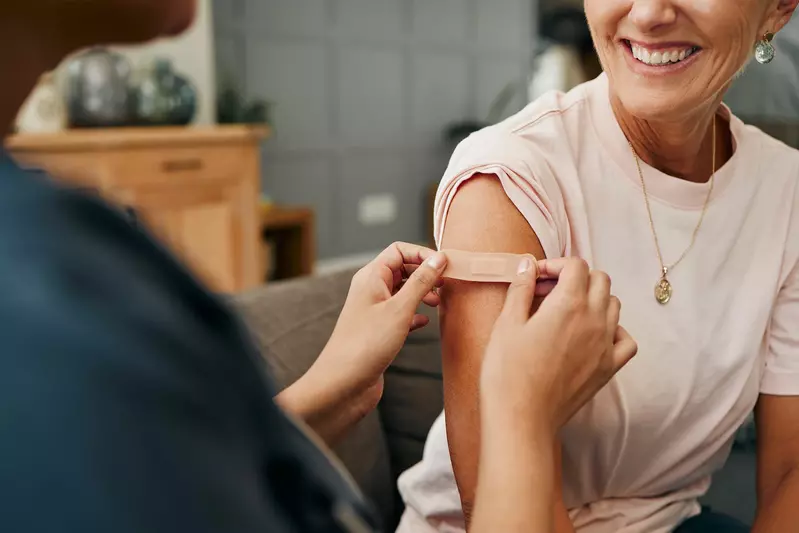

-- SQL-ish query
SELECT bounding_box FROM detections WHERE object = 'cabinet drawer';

[106,146,250,187]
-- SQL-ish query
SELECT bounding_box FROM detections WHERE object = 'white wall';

[16,0,217,130]
[117,0,216,125]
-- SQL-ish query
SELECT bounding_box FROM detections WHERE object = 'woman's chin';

[614,89,700,123]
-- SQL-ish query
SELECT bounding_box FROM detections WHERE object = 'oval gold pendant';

[655,277,672,305]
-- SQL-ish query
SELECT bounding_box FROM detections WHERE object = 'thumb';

[395,252,448,312]
[612,326,638,370]
[499,256,538,323]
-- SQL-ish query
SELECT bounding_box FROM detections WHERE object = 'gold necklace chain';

[628,116,716,305]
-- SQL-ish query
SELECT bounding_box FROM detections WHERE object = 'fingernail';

[426,252,446,270]
[517,257,533,275]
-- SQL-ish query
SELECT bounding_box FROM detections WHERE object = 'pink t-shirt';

[397,73,799,533]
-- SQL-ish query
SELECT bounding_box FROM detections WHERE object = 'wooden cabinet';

[5,126,268,293]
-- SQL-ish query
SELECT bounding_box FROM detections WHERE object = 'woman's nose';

[628,0,678,33]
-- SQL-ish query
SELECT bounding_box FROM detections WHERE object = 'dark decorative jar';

[131,59,197,126]
[64,47,132,128]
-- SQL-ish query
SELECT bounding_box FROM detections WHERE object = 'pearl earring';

[755,32,776,64]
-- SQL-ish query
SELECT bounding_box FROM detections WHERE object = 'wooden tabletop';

[5,125,271,153]
[261,204,315,230]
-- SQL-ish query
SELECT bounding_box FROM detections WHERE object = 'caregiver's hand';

[471,258,637,533]
[482,257,638,430]
[277,242,447,445]
[318,242,448,395]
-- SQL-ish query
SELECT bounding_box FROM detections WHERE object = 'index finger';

[537,257,590,295]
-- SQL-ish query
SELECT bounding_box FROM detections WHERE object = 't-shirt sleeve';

[433,127,569,259]
[761,258,799,395]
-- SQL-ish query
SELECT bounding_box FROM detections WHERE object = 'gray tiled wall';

[213,0,535,258]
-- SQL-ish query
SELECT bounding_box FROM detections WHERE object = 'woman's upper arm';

[755,395,799,501]
[757,255,799,501]
[438,174,545,518]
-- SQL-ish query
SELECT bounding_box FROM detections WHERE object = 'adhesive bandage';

[441,249,538,283]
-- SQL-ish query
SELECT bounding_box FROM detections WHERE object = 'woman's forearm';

[753,467,799,532]
[471,399,557,533]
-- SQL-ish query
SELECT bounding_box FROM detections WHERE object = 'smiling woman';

[397,1,799,533]
[0,2,639,533]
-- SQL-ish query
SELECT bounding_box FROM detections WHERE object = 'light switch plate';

[358,194,397,226]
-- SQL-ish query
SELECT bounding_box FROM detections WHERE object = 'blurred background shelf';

[6,125,267,294]
[261,204,315,282]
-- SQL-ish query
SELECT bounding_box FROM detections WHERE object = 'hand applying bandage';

[277,242,447,445]
[471,257,638,533]
[482,257,637,427]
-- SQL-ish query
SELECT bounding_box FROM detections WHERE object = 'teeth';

[631,43,696,66]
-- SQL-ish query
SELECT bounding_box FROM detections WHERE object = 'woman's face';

[585,0,792,120]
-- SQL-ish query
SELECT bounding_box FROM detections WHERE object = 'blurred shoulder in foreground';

[0,152,373,533]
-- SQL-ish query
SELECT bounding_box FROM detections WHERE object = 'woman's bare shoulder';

[441,175,543,257]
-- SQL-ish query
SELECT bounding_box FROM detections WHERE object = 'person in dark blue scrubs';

[0,2,637,532]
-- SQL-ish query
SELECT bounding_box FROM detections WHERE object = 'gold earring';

[755,32,776,64]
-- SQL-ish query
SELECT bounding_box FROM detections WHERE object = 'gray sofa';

[233,268,444,528]
[232,268,757,530]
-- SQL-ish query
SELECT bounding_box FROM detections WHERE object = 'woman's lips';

[620,39,702,74]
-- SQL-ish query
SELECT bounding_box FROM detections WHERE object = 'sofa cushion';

[231,270,395,524]
[380,301,445,526]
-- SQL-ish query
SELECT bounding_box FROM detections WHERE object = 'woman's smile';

[620,38,702,75]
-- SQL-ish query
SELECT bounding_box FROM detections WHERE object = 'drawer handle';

[162,158,204,172]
